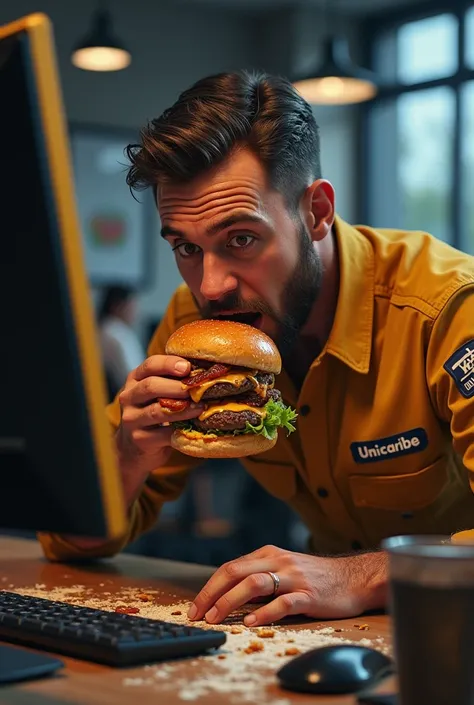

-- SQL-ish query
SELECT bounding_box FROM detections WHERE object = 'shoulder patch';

[443,339,474,398]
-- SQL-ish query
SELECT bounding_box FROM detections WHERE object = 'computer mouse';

[276,643,394,695]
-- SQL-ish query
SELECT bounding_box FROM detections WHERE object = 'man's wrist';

[347,550,389,613]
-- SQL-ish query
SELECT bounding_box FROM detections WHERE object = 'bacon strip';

[158,398,191,412]
[181,363,231,388]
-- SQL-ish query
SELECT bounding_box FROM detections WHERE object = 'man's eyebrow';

[160,213,268,240]
[206,212,268,235]
[160,225,186,239]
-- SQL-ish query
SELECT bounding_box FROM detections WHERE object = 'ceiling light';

[71,8,131,72]
[293,37,377,106]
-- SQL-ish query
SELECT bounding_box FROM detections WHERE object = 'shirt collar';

[324,215,374,374]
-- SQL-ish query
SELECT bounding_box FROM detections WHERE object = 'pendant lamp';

[72,5,131,72]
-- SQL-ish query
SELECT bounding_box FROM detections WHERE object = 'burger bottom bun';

[171,429,277,458]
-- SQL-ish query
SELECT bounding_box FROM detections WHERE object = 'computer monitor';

[0,13,126,539]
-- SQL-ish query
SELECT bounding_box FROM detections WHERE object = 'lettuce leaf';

[172,399,297,440]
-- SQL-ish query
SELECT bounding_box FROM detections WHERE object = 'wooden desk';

[0,537,395,705]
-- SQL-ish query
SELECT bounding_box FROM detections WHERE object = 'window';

[397,88,455,243]
[461,81,474,253]
[465,6,474,68]
[365,7,474,254]
[397,14,458,84]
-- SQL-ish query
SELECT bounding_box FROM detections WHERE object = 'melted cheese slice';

[188,372,258,403]
[198,402,267,421]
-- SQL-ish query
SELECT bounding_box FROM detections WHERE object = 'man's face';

[158,149,322,359]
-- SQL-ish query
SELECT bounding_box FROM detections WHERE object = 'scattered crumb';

[114,606,140,614]
[256,627,275,638]
[137,593,153,602]
[358,624,370,631]
[277,652,283,657]
[286,638,295,643]
[353,624,360,628]
[217,654,227,660]
[244,641,264,654]
[99,583,105,587]
[230,627,243,634]
[334,628,343,632]
[284,647,301,656]
[171,610,182,616]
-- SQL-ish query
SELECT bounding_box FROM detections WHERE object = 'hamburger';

[161,319,297,458]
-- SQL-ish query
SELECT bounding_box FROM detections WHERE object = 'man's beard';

[197,221,322,360]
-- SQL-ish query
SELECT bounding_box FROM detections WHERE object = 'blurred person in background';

[97,284,146,400]
[39,70,474,628]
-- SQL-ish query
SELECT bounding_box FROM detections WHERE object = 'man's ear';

[301,179,335,242]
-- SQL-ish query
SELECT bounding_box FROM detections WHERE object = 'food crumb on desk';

[244,640,264,654]
[230,627,243,634]
[171,610,183,616]
[256,627,275,638]
[284,647,301,656]
[137,593,153,602]
[114,606,140,614]
[358,624,370,630]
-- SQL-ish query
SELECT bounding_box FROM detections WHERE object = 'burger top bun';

[171,427,277,459]
[165,319,281,374]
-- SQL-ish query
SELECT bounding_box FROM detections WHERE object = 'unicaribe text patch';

[351,428,428,464]
[443,339,474,398]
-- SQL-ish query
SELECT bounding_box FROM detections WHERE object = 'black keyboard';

[0,591,226,666]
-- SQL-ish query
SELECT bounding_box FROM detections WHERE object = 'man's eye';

[173,242,200,258]
[228,234,255,249]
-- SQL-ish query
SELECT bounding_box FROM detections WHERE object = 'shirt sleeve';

[426,284,474,486]
[38,289,202,562]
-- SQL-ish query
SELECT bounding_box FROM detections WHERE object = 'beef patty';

[200,372,274,400]
[194,409,262,432]
[193,388,282,432]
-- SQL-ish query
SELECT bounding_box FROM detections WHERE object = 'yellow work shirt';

[39,215,474,561]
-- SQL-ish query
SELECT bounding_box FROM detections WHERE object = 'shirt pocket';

[347,456,452,545]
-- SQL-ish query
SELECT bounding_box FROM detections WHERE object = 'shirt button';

[352,540,363,551]
[317,487,329,498]
[299,404,311,416]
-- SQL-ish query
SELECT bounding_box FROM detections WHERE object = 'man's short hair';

[126,69,321,211]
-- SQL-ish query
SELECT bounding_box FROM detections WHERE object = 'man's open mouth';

[213,312,262,327]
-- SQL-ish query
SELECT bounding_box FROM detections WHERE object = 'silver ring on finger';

[265,571,280,597]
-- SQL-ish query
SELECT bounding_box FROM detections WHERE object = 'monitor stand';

[0,643,64,683]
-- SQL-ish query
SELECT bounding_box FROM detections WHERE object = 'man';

[39,70,474,628]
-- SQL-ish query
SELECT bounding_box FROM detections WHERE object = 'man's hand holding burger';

[115,354,205,504]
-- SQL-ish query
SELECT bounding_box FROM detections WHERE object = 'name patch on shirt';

[351,428,428,464]
[443,339,474,399]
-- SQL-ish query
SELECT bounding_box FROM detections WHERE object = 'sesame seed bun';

[165,319,281,374]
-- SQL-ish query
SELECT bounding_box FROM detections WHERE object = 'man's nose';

[200,253,238,301]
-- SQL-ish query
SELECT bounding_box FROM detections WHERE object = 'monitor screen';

[0,14,125,539]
